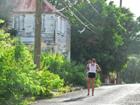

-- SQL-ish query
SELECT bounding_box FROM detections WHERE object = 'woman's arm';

[86,64,89,71]
[96,64,101,72]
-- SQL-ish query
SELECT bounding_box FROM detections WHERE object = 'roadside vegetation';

[121,55,140,83]
[0,20,100,104]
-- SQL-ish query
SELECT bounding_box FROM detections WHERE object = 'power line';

[56,1,78,12]
[61,0,96,33]
[78,27,86,34]
[69,8,96,33]
[85,0,99,15]
[71,4,96,29]
[60,0,97,29]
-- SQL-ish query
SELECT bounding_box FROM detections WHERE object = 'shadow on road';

[63,96,87,102]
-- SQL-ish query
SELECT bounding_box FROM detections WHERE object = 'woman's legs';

[91,78,95,96]
[87,78,90,95]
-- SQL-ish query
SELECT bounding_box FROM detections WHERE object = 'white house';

[10,0,71,59]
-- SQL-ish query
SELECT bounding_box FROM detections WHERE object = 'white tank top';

[88,63,96,73]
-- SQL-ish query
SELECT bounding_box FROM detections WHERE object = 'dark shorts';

[88,72,96,78]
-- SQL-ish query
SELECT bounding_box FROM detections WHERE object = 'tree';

[121,55,140,83]
[40,0,140,79]
[60,0,138,77]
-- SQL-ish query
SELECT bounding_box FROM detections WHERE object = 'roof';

[13,0,56,13]
[12,0,69,20]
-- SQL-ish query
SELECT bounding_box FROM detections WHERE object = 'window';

[14,15,20,30]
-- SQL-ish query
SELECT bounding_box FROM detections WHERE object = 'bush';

[41,53,85,85]
[95,73,102,87]
[0,31,41,105]
[121,55,140,83]
[0,29,64,105]
[61,62,86,86]
[34,69,64,97]
[41,53,101,87]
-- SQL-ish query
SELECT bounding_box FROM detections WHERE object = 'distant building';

[10,0,71,60]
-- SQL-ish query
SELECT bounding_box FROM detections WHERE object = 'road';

[32,84,140,105]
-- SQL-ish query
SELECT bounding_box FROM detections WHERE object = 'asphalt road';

[32,84,140,105]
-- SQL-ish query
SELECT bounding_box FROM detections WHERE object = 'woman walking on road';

[85,60,92,78]
[87,58,101,96]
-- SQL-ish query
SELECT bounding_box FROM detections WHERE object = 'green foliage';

[61,62,86,86]
[61,0,138,75]
[0,27,64,105]
[95,73,102,87]
[48,0,140,82]
[121,55,140,83]
[35,69,64,97]
[0,30,39,105]
[41,53,64,73]
[41,53,86,86]
[0,19,4,24]
[41,53,101,87]
[113,33,124,47]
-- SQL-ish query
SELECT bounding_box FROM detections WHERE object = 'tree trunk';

[34,0,42,69]
[116,72,121,84]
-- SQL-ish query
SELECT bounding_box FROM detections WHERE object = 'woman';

[85,59,92,83]
[87,58,101,96]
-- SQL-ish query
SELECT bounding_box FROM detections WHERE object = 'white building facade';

[10,0,71,59]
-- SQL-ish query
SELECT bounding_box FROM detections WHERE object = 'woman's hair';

[92,58,96,63]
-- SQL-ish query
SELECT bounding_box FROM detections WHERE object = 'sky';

[107,0,140,18]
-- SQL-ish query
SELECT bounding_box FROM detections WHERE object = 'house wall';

[55,15,71,60]
[11,13,71,60]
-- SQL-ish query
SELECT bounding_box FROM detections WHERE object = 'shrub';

[41,53,101,87]
[0,29,64,104]
[95,73,102,87]
[34,69,64,97]
[0,32,45,104]
[61,62,86,86]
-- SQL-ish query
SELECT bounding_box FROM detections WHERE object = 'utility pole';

[34,0,42,69]
[120,0,122,7]
[117,0,122,84]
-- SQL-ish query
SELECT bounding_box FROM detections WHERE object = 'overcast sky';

[107,0,140,18]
